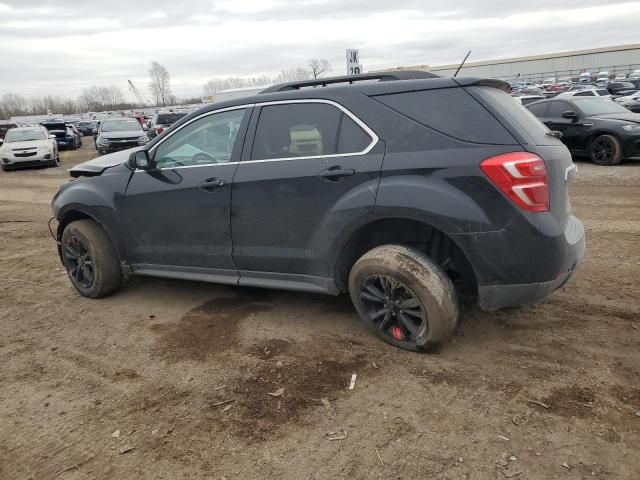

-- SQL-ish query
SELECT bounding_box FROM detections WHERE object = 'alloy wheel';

[359,275,427,342]
[64,236,94,288]
[591,136,615,164]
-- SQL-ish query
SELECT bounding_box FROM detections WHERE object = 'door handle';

[319,166,355,182]
[199,177,226,192]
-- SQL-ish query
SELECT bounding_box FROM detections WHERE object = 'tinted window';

[337,114,372,154]
[469,86,553,145]
[574,91,595,96]
[526,102,548,117]
[251,103,340,160]
[596,90,609,96]
[548,101,571,117]
[155,108,246,168]
[157,112,187,125]
[374,87,516,144]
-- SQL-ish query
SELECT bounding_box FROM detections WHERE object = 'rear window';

[469,86,557,146]
[374,87,516,144]
[157,113,187,125]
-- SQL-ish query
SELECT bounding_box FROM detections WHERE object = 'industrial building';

[391,43,640,82]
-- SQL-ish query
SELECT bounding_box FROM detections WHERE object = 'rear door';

[230,100,384,284]
[123,107,250,277]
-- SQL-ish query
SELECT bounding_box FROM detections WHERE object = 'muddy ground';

[0,142,638,480]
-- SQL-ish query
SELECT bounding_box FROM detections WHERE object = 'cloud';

[0,0,638,101]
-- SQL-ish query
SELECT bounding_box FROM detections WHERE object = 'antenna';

[453,51,471,78]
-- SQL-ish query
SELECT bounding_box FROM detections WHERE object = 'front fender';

[52,167,130,260]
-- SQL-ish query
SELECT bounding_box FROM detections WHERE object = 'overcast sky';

[1,0,639,102]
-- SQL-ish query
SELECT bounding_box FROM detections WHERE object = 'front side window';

[154,108,246,168]
[251,103,341,160]
[548,101,571,118]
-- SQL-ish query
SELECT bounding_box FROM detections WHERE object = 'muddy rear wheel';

[349,245,458,352]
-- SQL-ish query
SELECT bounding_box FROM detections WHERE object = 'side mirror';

[128,149,152,170]
[142,124,149,131]
[562,110,579,119]
[49,134,56,139]
[92,128,98,135]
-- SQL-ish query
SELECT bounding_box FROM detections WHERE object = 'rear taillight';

[480,152,550,213]
[157,127,164,134]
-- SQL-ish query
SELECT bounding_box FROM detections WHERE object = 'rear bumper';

[452,214,586,310]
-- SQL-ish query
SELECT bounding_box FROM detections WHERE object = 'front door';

[123,107,250,277]
[231,100,384,285]
[544,100,585,152]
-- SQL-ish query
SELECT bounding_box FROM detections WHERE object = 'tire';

[590,134,622,165]
[348,245,458,352]
[61,219,122,298]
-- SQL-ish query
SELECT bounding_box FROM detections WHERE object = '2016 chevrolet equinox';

[50,71,585,352]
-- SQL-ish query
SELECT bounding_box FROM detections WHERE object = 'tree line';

[0,58,332,119]
[203,58,331,97]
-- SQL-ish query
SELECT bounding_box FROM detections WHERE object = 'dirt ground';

[0,142,638,480]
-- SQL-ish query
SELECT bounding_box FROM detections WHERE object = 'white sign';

[346,49,363,75]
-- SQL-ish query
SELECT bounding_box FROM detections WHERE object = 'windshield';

[574,98,630,115]
[5,129,47,142]
[101,119,142,132]
[157,113,187,125]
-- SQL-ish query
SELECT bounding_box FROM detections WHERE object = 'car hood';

[69,147,140,178]
[591,112,640,123]
[100,130,144,139]
[1,139,51,150]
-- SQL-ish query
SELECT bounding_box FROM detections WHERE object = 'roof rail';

[260,70,440,93]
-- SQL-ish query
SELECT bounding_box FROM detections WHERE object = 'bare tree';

[308,58,331,79]
[203,76,272,97]
[274,67,312,84]
[148,61,171,106]
[106,85,124,106]
[1,93,28,116]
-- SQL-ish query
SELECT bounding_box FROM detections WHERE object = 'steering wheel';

[156,157,185,168]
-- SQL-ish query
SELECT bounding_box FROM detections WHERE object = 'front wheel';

[61,219,122,298]
[349,245,458,352]
[590,134,622,165]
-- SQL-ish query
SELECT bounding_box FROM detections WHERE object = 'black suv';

[51,72,585,352]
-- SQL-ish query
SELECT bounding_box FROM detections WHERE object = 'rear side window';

[596,90,609,96]
[337,115,372,154]
[526,102,547,117]
[373,87,516,144]
[574,91,594,96]
[470,86,555,146]
[251,103,341,160]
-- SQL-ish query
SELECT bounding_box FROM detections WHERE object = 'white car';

[629,69,640,80]
[556,88,611,100]
[614,73,627,81]
[578,72,592,83]
[0,126,58,171]
[615,91,640,107]
[596,71,609,82]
